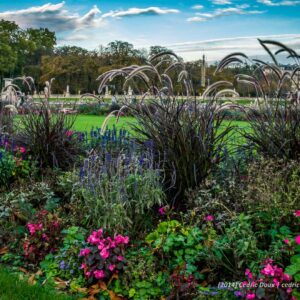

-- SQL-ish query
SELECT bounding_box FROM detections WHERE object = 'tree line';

[1,19,255,96]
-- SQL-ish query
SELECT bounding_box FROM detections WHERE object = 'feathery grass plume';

[97,52,234,207]
[213,39,300,160]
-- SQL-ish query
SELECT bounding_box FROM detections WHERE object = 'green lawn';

[72,115,136,132]
[0,267,76,300]
[73,115,250,132]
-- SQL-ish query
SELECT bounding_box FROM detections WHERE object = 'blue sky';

[0,0,299,61]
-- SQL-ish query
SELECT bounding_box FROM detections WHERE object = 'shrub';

[23,210,62,264]
[115,247,171,299]
[130,99,233,207]
[0,145,33,189]
[41,226,87,292]
[97,55,234,207]
[16,102,82,170]
[77,147,165,234]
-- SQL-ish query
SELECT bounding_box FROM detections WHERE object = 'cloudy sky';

[0,0,299,61]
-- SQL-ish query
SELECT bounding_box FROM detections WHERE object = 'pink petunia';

[80,263,87,269]
[94,270,105,279]
[295,235,300,245]
[283,239,290,245]
[204,215,214,222]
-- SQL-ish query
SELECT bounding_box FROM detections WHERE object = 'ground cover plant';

[1,39,300,300]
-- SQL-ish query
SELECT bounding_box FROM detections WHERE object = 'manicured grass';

[73,115,250,133]
[72,115,136,132]
[0,267,76,300]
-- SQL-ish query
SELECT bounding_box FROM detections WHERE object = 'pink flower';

[108,264,115,271]
[42,234,48,241]
[27,224,36,235]
[273,278,280,288]
[80,263,86,269]
[52,221,60,228]
[87,233,100,245]
[294,210,300,217]
[245,268,253,279]
[287,288,293,294]
[204,215,214,222]
[36,223,43,230]
[117,255,123,261]
[94,270,105,280]
[114,235,129,245]
[283,239,290,245]
[100,248,110,259]
[261,264,275,276]
[246,293,255,299]
[158,207,166,215]
[295,235,300,245]
[85,271,91,278]
[283,273,292,281]
[97,242,105,251]
[66,130,73,137]
[79,248,91,257]
[20,147,26,154]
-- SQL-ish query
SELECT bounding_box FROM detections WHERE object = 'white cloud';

[166,34,300,61]
[257,0,300,6]
[0,2,179,33]
[187,6,265,22]
[0,2,103,31]
[212,0,232,5]
[192,5,204,9]
[102,7,180,19]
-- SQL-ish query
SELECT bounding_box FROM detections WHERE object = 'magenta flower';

[294,210,300,217]
[27,224,36,235]
[283,239,290,245]
[158,206,166,215]
[245,268,253,279]
[295,235,300,245]
[100,247,110,259]
[273,278,280,288]
[114,235,129,245]
[204,215,214,222]
[20,147,26,154]
[261,263,275,276]
[94,270,105,279]
[246,293,255,299]
[81,263,87,269]
[85,271,91,278]
[108,264,115,271]
[117,255,123,261]
[79,248,91,257]
[66,130,73,137]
